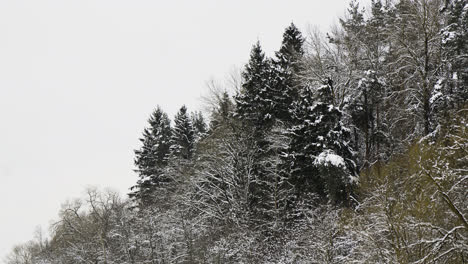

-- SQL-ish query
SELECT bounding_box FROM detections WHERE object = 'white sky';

[0,0,368,259]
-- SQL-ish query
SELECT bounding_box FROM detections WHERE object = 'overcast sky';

[0,0,368,259]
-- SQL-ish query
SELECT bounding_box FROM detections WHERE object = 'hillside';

[4,0,467,263]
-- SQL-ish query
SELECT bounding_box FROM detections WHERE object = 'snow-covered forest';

[5,0,467,263]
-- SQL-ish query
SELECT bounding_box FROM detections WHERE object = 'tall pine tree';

[209,91,234,130]
[235,43,281,222]
[191,110,207,142]
[170,105,195,160]
[235,41,274,130]
[130,106,172,202]
[272,23,305,124]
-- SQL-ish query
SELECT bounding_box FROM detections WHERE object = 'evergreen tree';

[236,43,289,223]
[286,79,357,204]
[191,111,207,142]
[275,23,305,70]
[271,23,305,123]
[209,91,234,130]
[235,41,274,129]
[130,106,172,202]
[170,105,195,160]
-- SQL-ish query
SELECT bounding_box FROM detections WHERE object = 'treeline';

[5,0,467,263]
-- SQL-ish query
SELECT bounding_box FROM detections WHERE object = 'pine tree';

[235,41,274,129]
[271,23,305,123]
[170,105,195,160]
[130,106,172,202]
[191,111,207,142]
[209,91,234,130]
[286,79,357,204]
[236,42,290,223]
[276,23,305,70]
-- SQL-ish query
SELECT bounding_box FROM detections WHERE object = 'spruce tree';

[130,106,172,202]
[276,23,305,70]
[234,40,277,218]
[170,105,195,160]
[191,111,207,142]
[271,23,305,124]
[209,91,233,129]
[235,41,274,130]
[286,79,357,204]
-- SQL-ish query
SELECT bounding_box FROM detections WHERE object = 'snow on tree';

[385,0,444,136]
[4,241,42,264]
[436,0,468,118]
[338,0,366,72]
[286,79,357,204]
[130,106,172,203]
[193,123,260,227]
[209,90,234,130]
[349,70,389,176]
[235,41,274,130]
[44,188,127,264]
[6,2,468,263]
[271,23,305,124]
[170,105,195,160]
[191,110,207,142]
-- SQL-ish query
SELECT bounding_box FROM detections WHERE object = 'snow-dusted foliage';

[6,1,467,263]
[345,111,468,263]
[270,23,305,123]
[191,110,208,143]
[130,106,172,203]
[170,105,195,160]
[314,150,346,169]
[286,81,357,204]
[437,0,468,117]
[235,41,274,129]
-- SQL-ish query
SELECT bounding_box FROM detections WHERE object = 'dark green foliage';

[191,110,207,141]
[234,43,273,214]
[10,2,468,263]
[235,41,274,130]
[170,105,195,160]
[130,106,172,202]
[286,79,357,204]
[275,23,305,70]
[271,23,305,123]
